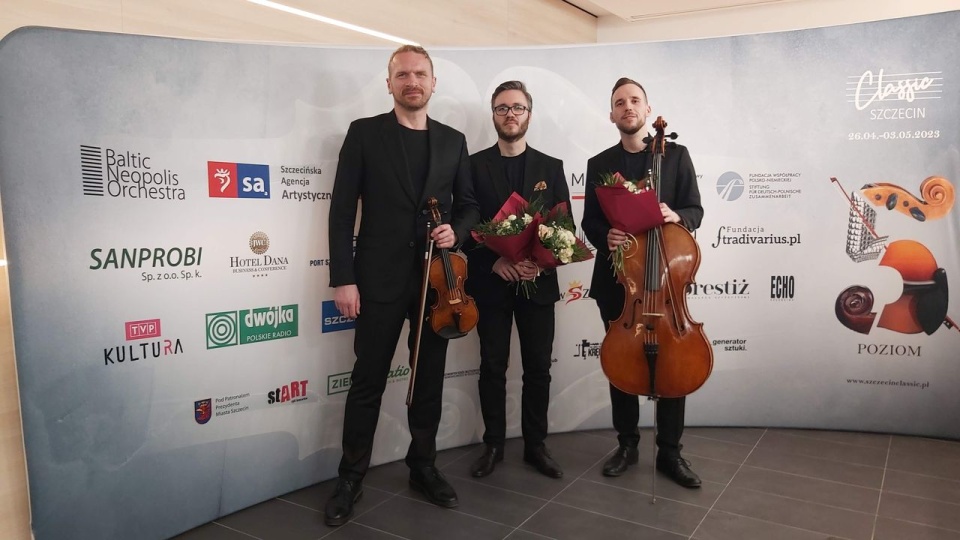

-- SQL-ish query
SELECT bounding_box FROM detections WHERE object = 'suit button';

[408,241,415,248]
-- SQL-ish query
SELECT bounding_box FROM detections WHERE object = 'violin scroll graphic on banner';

[830,177,958,336]
[861,176,954,222]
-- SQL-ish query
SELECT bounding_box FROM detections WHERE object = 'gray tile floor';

[172,428,960,540]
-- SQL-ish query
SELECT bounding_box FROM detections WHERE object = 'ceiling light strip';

[246,0,419,45]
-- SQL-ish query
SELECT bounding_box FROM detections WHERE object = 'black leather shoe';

[324,478,363,526]
[602,445,639,477]
[409,466,459,508]
[470,445,503,478]
[524,445,563,478]
[656,455,702,488]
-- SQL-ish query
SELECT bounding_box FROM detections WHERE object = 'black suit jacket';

[329,111,479,303]
[464,144,572,306]
[581,141,703,311]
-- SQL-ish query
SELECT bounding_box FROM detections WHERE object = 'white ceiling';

[565,0,803,21]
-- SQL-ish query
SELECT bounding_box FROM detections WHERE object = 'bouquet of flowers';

[595,171,664,274]
[530,202,593,271]
[471,192,542,297]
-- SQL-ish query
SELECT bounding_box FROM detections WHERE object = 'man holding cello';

[581,78,705,488]
[325,45,479,526]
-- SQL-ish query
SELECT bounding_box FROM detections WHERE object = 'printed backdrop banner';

[1,11,958,539]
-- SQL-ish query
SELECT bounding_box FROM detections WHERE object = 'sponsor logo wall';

[0,12,958,540]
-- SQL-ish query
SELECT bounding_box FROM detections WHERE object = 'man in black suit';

[581,78,704,488]
[465,81,569,480]
[324,45,480,526]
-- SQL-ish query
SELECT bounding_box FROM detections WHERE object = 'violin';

[425,197,478,339]
[831,177,958,335]
[407,197,478,406]
[600,117,714,398]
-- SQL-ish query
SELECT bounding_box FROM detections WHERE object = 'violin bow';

[407,217,436,407]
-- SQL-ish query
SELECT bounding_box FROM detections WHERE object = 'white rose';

[522,214,533,225]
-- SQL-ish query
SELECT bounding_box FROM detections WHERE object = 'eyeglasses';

[493,104,529,116]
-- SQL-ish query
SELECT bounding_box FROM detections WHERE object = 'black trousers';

[598,296,684,455]
[476,296,554,450]
[338,270,450,482]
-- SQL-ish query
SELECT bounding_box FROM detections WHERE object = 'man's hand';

[334,284,360,319]
[431,224,457,249]
[516,260,539,281]
[492,257,520,281]
[607,227,628,252]
[492,258,539,282]
[660,203,681,224]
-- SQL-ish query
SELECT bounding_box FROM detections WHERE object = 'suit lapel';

[381,112,417,204]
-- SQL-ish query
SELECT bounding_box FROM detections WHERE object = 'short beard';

[617,121,642,136]
[495,116,530,143]
[395,91,430,113]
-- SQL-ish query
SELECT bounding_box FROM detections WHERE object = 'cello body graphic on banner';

[0,11,958,540]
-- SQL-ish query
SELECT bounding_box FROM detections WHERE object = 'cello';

[407,197,479,406]
[600,117,713,399]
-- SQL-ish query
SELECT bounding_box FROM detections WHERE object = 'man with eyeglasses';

[464,80,571,479]
[324,45,479,526]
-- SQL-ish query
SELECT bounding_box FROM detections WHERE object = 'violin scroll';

[427,197,444,233]
[861,176,955,222]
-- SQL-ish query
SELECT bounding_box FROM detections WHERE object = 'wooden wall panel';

[2,0,122,39]
[596,0,958,42]
[0,212,29,540]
